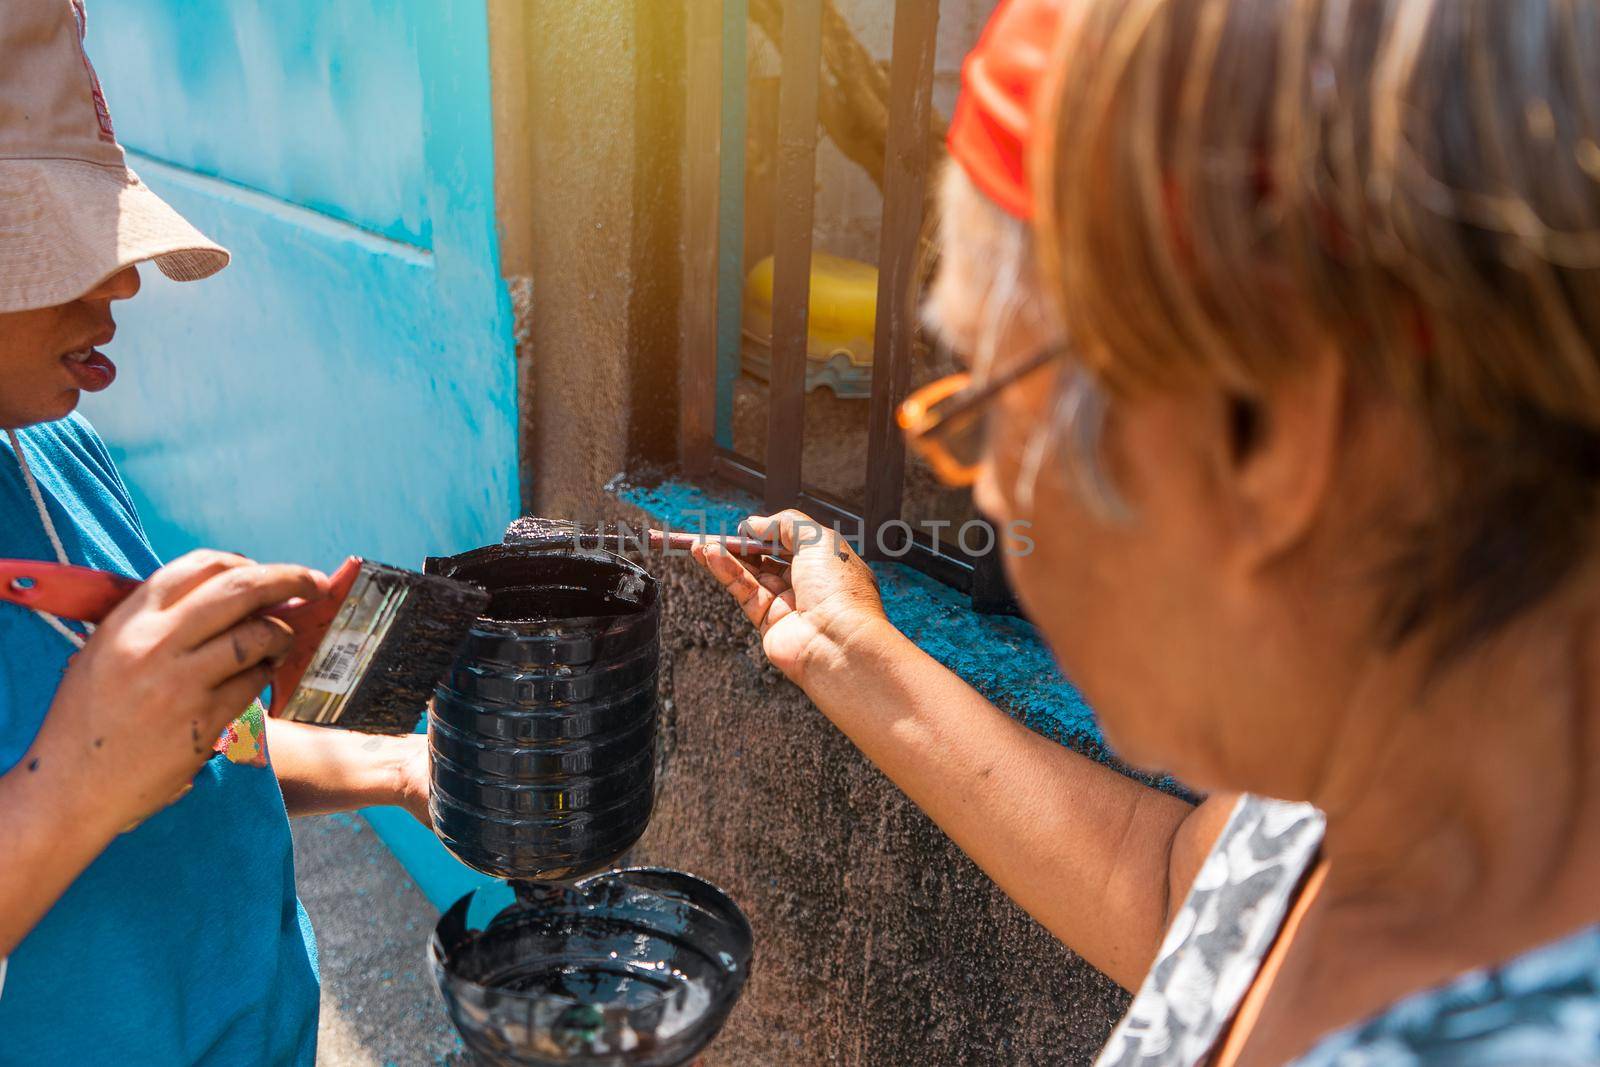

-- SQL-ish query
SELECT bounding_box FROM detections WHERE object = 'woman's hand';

[691,509,889,685]
[34,549,329,831]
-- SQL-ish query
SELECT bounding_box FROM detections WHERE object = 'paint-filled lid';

[431,867,754,1067]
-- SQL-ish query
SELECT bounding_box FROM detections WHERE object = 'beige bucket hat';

[0,0,228,314]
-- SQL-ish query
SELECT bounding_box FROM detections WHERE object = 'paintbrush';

[503,516,790,558]
[0,556,489,734]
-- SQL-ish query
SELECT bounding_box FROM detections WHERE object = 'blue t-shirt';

[0,415,319,1066]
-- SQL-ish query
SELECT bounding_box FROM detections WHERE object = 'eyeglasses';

[897,342,1066,486]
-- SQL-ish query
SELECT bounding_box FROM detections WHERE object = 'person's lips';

[61,332,117,392]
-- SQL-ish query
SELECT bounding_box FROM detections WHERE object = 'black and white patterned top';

[1093,794,1600,1066]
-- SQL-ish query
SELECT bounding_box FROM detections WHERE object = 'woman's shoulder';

[1097,795,1326,1066]
[1186,794,1326,913]
[1296,925,1600,1067]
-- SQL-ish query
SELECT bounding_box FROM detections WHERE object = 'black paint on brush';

[502,515,586,549]
[502,516,653,557]
[504,515,784,559]
[334,563,491,735]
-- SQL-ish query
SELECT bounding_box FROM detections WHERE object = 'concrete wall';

[487,0,687,519]
[499,4,1130,1063]
[630,516,1129,1066]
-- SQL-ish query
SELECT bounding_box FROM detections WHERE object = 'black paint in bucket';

[431,867,753,1067]
[425,544,660,882]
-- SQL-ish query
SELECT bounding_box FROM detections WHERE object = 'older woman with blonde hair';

[694,0,1600,1062]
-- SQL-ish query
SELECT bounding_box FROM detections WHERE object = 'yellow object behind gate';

[741,252,878,397]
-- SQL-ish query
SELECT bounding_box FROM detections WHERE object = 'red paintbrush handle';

[0,557,360,718]
[0,560,141,623]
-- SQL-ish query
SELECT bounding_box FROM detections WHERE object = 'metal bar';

[969,523,1022,616]
[713,0,749,450]
[798,490,865,545]
[680,0,725,476]
[711,454,859,539]
[863,0,942,555]
[710,449,770,497]
[763,0,824,511]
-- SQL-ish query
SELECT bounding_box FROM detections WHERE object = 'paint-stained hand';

[692,510,889,686]
[31,549,330,830]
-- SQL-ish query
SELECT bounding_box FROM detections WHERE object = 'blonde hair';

[1033,0,1600,651]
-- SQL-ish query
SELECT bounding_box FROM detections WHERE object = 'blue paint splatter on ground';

[620,478,1110,756]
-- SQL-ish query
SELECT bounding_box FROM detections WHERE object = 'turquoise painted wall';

[85,0,431,247]
[82,0,511,908]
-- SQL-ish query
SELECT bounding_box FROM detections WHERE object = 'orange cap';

[946,0,1065,221]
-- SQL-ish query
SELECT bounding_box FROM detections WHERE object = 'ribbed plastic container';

[424,544,659,882]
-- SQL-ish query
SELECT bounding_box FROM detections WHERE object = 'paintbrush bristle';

[339,564,490,734]
[278,560,490,734]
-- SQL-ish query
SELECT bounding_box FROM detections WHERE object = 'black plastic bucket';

[425,544,660,882]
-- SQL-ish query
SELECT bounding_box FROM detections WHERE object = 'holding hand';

[691,510,888,685]
[35,549,329,829]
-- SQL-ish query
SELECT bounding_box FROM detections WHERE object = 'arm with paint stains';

[0,551,326,956]
[268,718,429,824]
[694,511,1235,990]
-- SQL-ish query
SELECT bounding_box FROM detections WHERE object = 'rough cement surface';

[628,538,1131,1066]
[293,813,465,1067]
[520,0,639,520]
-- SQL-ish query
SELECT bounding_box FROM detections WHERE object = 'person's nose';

[81,265,142,303]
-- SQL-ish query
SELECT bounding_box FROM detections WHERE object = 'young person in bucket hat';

[0,4,431,1062]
